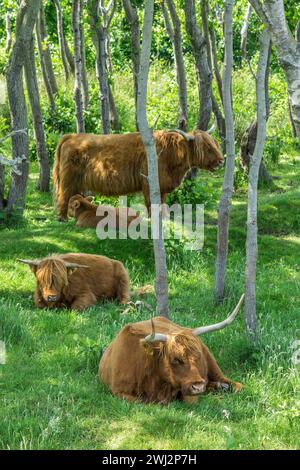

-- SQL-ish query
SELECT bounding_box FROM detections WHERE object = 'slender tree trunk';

[53,0,70,80]
[249,0,300,141]
[88,0,110,134]
[6,0,41,217]
[5,13,12,53]
[0,165,5,210]
[215,0,235,302]
[72,0,85,133]
[184,0,212,131]
[209,24,223,104]
[241,4,252,63]
[108,83,120,132]
[137,0,168,318]
[245,29,271,342]
[65,39,75,75]
[39,2,58,94]
[162,0,188,130]
[80,0,89,110]
[24,35,50,192]
[36,17,56,110]
[122,0,141,130]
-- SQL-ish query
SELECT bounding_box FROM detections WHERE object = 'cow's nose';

[47,295,58,302]
[191,382,206,394]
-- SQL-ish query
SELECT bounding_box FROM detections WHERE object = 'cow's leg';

[55,174,81,222]
[203,344,242,393]
[115,262,130,304]
[115,392,139,402]
[70,291,97,311]
[34,288,47,309]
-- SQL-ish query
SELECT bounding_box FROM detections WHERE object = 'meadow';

[0,145,299,449]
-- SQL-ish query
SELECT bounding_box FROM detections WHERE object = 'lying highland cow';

[68,194,140,229]
[18,253,130,310]
[100,294,244,404]
[53,129,223,220]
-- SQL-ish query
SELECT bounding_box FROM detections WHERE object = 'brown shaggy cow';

[18,253,130,310]
[53,130,223,220]
[68,194,140,229]
[100,295,244,404]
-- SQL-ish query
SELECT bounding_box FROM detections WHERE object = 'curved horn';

[192,294,245,336]
[169,129,194,142]
[64,262,89,269]
[207,117,217,135]
[17,259,40,266]
[144,318,168,343]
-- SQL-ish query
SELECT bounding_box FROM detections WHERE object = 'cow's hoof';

[218,382,230,392]
[57,216,68,223]
[233,382,242,393]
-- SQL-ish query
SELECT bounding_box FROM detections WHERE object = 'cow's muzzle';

[47,295,58,302]
[188,382,207,395]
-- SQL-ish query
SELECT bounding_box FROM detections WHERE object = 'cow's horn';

[144,318,168,343]
[64,262,89,269]
[17,259,40,266]
[170,129,195,142]
[207,117,217,135]
[192,294,245,336]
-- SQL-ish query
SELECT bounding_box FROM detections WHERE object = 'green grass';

[0,155,299,450]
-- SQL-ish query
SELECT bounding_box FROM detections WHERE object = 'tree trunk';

[36,16,56,110]
[6,0,41,217]
[249,0,300,141]
[5,13,12,53]
[39,2,58,94]
[215,0,235,302]
[24,34,50,192]
[241,4,252,63]
[65,39,75,75]
[0,165,5,210]
[80,0,89,110]
[137,0,168,318]
[184,0,212,131]
[53,0,70,80]
[88,0,110,134]
[109,83,120,132]
[122,0,141,130]
[245,29,271,342]
[72,0,85,133]
[162,0,188,131]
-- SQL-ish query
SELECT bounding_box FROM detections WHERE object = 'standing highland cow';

[53,130,223,221]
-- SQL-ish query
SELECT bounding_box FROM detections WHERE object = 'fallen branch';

[0,129,27,145]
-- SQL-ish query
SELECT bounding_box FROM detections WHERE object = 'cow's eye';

[172,358,183,365]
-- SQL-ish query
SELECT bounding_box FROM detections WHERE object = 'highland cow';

[68,194,140,229]
[53,130,223,221]
[18,253,130,310]
[100,294,244,404]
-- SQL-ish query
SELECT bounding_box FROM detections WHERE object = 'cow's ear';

[66,267,78,277]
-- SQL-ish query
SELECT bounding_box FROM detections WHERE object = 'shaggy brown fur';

[99,316,242,404]
[20,253,130,311]
[68,194,140,229]
[53,131,223,220]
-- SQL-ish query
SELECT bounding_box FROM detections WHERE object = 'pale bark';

[72,0,85,133]
[5,13,12,53]
[53,0,70,80]
[6,0,41,217]
[88,0,111,134]
[184,0,212,130]
[241,4,252,62]
[122,0,141,130]
[137,0,168,318]
[249,0,300,141]
[245,29,271,342]
[0,165,4,210]
[80,0,89,110]
[162,0,188,130]
[36,17,56,110]
[24,35,50,192]
[39,2,58,94]
[215,0,235,302]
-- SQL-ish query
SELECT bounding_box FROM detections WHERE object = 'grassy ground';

[0,153,299,450]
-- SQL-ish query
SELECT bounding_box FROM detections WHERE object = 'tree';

[245,29,271,342]
[38,2,58,95]
[5,12,12,53]
[122,0,141,130]
[137,0,168,318]
[6,0,41,216]
[24,35,50,192]
[72,0,85,133]
[53,0,72,80]
[88,0,111,134]
[215,0,236,302]
[36,9,56,110]
[80,0,89,110]
[162,0,188,130]
[249,0,300,142]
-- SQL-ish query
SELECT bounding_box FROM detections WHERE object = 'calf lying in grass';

[18,253,130,310]
[68,194,140,229]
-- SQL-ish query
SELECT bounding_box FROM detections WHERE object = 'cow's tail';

[53,134,73,207]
